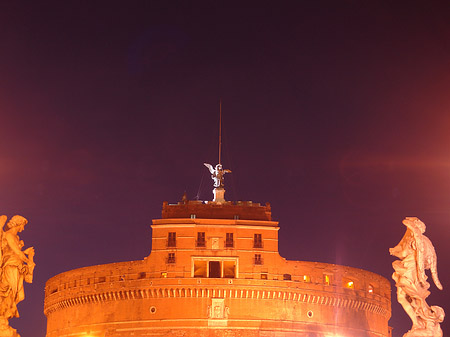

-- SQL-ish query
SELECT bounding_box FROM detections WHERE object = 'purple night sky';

[0,2,449,336]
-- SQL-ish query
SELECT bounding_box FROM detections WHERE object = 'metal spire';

[218,98,222,165]
[203,99,231,203]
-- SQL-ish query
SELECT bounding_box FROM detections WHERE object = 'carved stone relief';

[208,298,229,319]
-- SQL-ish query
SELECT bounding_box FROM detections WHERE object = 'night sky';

[1,2,449,336]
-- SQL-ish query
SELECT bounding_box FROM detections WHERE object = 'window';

[253,234,263,248]
[161,272,168,278]
[225,233,234,248]
[368,284,374,294]
[303,275,311,282]
[283,274,292,280]
[167,253,176,264]
[167,232,176,247]
[324,274,331,286]
[223,261,235,278]
[344,278,354,289]
[196,232,206,247]
[193,258,237,278]
[261,273,268,280]
[254,254,263,265]
[194,260,207,277]
[209,261,221,278]
[138,272,146,279]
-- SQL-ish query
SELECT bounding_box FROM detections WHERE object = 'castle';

[44,196,391,335]
[44,162,391,337]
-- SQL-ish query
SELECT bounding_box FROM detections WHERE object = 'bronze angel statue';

[390,217,444,337]
[0,215,35,337]
[204,163,231,188]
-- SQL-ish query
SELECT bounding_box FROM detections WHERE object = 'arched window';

[343,278,354,289]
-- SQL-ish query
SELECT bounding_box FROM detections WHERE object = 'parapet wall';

[161,200,272,220]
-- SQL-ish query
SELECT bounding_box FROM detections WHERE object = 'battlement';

[161,200,272,221]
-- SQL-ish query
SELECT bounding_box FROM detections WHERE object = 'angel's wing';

[0,216,7,231]
[0,215,7,266]
[410,226,427,285]
[403,219,427,284]
[204,163,215,175]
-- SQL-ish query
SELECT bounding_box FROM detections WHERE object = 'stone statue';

[204,163,231,188]
[390,217,444,337]
[0,215,35,337]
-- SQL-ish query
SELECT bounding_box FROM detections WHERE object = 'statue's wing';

[0,215,7,231]
[224,169,232,173]
[0,215,7,266]
[423,236,443,290]
[204,163,215,175]
[403,220,427,284]
[411,227,427,285]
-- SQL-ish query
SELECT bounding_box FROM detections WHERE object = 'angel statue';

[204,163,231,189]
[0,215,35,337]
[390,217,444,337]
